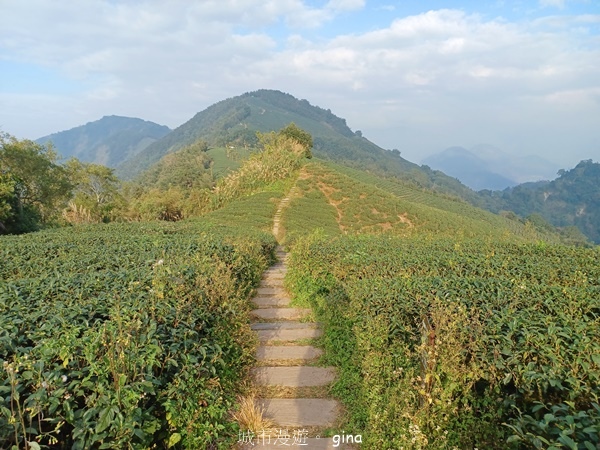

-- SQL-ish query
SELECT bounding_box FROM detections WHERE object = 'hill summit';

[115,90,480,204]
[36,115,171,168]
[116,89,421,179]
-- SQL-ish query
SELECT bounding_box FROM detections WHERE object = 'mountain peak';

[115,89,396,179]
[36,116,171,167]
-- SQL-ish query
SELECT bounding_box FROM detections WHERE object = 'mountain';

[423,146,516,191]
[116,89,415,178]
[114,90,479,204]
[479,159,600,243]
[36,116,171,168]
[423,145,559,191]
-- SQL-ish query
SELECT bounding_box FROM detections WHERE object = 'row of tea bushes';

[287,234,600,449]
[1,219,277,449]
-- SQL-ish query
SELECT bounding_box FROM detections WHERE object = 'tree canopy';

[279,122,313,158]
[0,133,72,232]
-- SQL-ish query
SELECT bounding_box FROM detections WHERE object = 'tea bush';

[1,217,277,449]
[286,234,600,449]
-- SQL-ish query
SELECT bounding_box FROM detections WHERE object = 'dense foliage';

[64,159,125,224]
[480,160,600,243]
[286,234,600,449]
[0,133,72,233]
[0,214,277,449]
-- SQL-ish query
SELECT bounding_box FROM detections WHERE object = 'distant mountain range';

[422,145,559,191]
[35,90,599,243]
[36,115,171,168]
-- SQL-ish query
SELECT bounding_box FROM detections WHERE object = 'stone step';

[256,287,289,296]
[258,282,284,290]
[264,270,287,277]
[257,398,339,427]
[262,271,287,279]
[257,327,322,342]
[251,308,310,321]
[251,322,319,331]
[252,297,292,308]
[261,274,285,283]
[264,265,287,272]
[258,277,284,286]
[252,366,336,387]
[256,345,322,361]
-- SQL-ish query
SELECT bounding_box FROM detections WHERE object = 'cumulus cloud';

[539,0,567,8]
[326,0,365,12]
[0,2,598,166]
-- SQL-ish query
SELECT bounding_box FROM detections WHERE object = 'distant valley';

[422,145,560,191]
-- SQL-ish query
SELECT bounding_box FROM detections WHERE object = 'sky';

[1,0,599,169]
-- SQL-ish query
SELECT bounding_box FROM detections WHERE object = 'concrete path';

[236,191,357,449]
[241,242,356,449]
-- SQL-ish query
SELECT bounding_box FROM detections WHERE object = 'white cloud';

[0,3,598,167]
[539,0,566,8]
[326,0,365,12]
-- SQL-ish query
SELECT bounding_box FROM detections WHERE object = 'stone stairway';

[246,246,355,449]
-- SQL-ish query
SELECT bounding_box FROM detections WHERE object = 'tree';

[65,159,124,223]
[138,143,213,191]
[279,123,313,158]
[0,173,15,232]
[0,133,72,233]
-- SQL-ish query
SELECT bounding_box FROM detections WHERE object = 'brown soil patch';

[317,182,341,197]
[316,181,346,233]
[398,213,414,228]
[380,222,393,230]
[298,166,311,180]
[359,193,367,199]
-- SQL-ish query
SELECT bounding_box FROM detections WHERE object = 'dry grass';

[256,385,332,399]
[255,357,321,367]
[231,393,275,432]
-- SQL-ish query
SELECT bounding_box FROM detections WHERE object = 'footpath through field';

[239,191,355,449]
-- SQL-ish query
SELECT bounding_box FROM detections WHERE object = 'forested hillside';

[480,160,600,243]
[36,116,171,167]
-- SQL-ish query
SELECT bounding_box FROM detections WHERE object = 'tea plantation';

[0,197,278,449]
[2,155,599,449]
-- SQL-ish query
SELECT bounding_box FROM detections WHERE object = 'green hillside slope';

[36,115,171,167]
[281,160,562,244]
[115,90,478,205]
[480,159,600,243]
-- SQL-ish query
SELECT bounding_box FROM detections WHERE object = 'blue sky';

[1,0,599,170]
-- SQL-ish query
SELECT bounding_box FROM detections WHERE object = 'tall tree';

[64,159,124,223]
[0,133,72,232]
